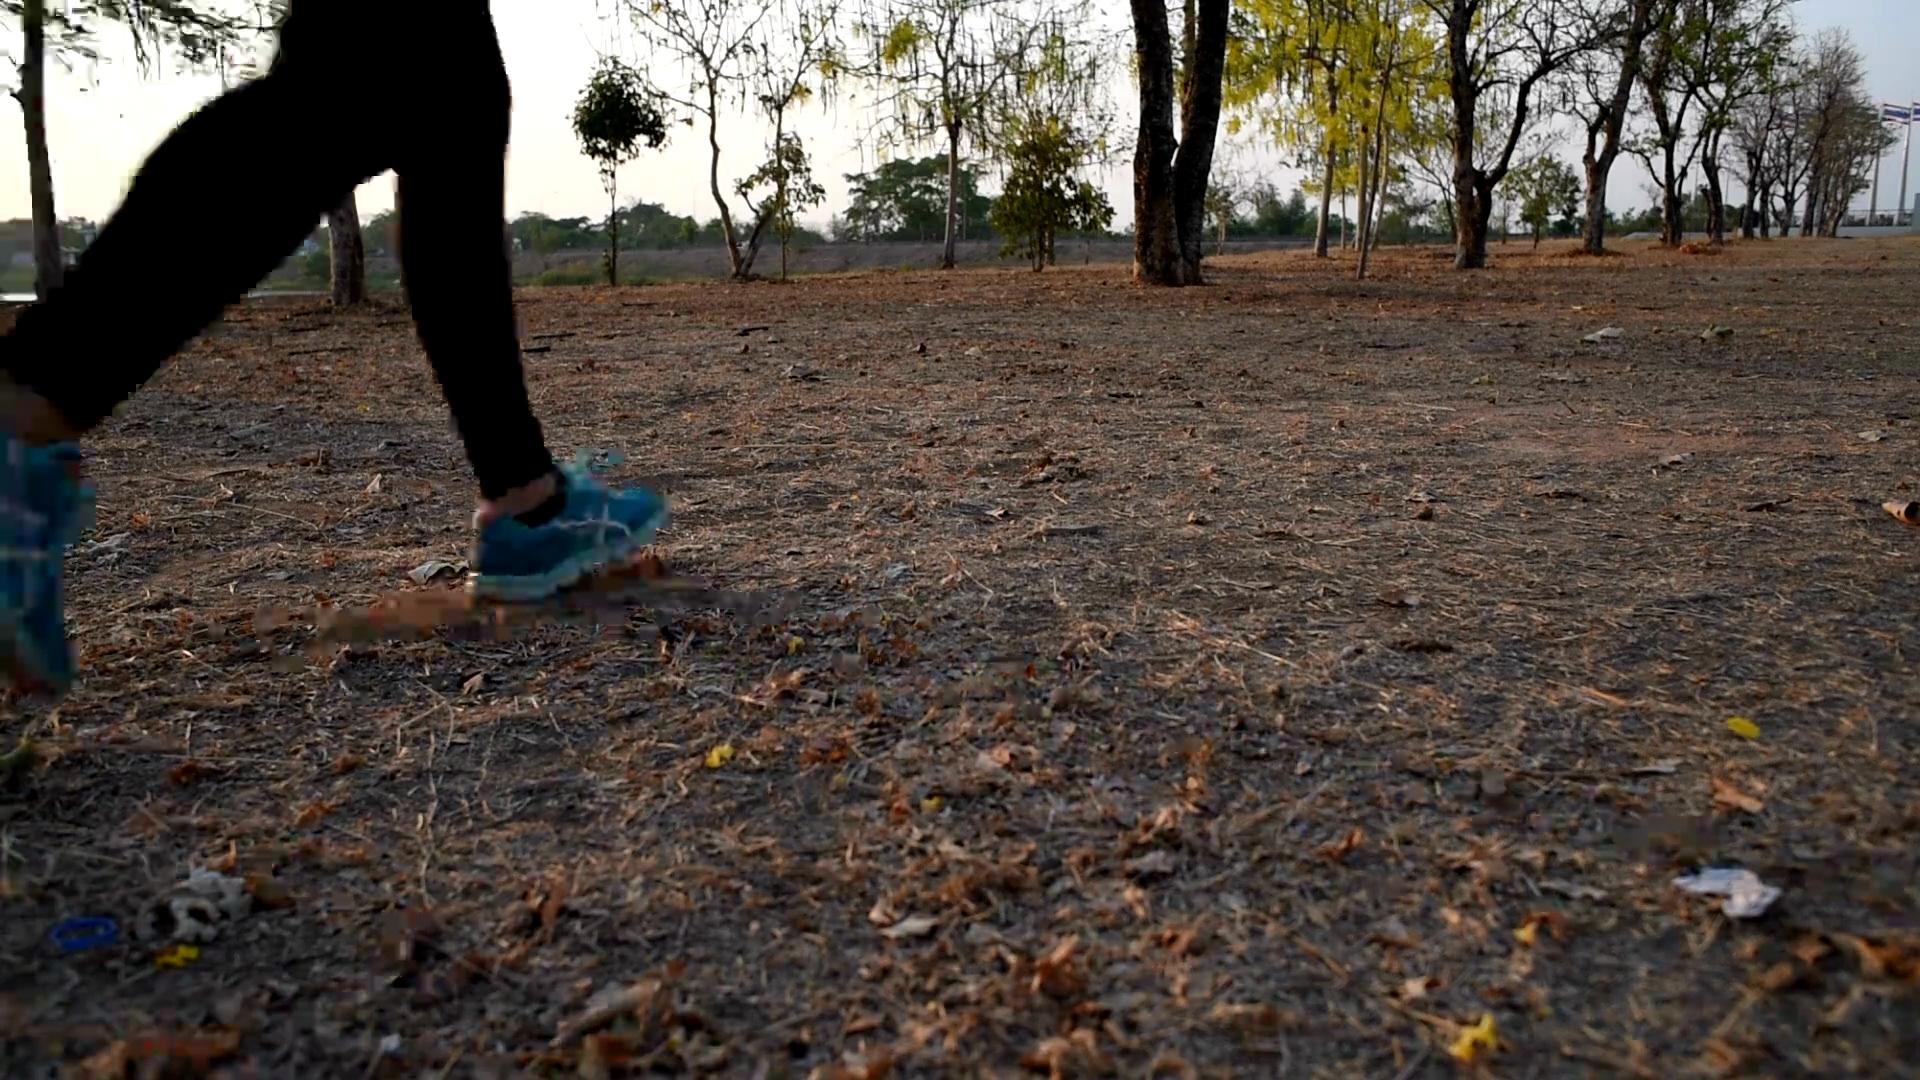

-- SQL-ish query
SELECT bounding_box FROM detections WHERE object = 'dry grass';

[2,236,1917,1078]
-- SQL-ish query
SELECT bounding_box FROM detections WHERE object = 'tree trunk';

[20,0,64,298]
[1357,79,1392,281]
[1799,162,1819,236]
[738,208,773,278]
[707,86,745,278]
[1455,179,1494,269]
[1701,133,1725,244]
[327,191,366,308]
[1581,146,1610,254]
[1131,0,1227,286]
[1129,0,1182,285]
[1354,129,1372,270]
[1581,0,1654,256]
[1314,144,1335,257]
[1442,3,1492,269]
[1658,142,1684,246]
[605,187,620,287]
[941,121,961,270]
[1171,0,1230,284]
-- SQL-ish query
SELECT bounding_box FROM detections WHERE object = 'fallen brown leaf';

[1032,935,1084,998]
[843,1014,885,1036]
[167,760,213,787]
[1020,1030,1110,1078]
[1754,960,1811,993]
[1317,827,1365,863]
[1517,910,1570,945]
[291,799,338,828]
[1710,775,1765,815]
[81,1028,242,1079]
[244,873,296,910]
[377,907,440,973]
[535,880,569,933]
[1831,933,1920,982]
[552,976,677,1048]
[810,1042,902,1080]
[1207,1001,1301,1032]
[1790,935,1833,966]
[578,1032,639,1080]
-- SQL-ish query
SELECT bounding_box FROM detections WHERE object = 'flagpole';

[1901,106,1915,228]
[1871,114,1882,224]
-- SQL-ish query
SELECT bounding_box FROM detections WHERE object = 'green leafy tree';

[1247,183,1316,235]
[1204,180,1241,254]
[1568,0,1661,255]
[620,201,703,250]
[615,0,774,278]
[736,133,827,279]
[837,156,991,241]
[1421,0,1597,268]
[1230,0,1445,277]
[616,0,841,280]
[1507,155,1582,245]
[360,208,398,258]
[512,213,600,255]
[851,0,1019,267]
[1631,0,1792,246]
[988,113,1111,271]
[572,58,670,285]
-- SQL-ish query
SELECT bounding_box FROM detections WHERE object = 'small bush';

[530,264,604,287]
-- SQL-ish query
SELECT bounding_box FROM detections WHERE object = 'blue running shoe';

[468,462,668,602]
[0,435,91,696]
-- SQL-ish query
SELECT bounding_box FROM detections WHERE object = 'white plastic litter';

[1674,867,1781,919]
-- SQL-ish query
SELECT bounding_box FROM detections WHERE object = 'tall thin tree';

[572,58,670,286]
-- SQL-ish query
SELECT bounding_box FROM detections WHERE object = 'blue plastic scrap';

[50,916,118,953]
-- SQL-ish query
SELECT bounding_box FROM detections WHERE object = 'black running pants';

[0,0,554,499]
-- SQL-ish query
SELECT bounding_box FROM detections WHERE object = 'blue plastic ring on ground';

[50,916,118,952]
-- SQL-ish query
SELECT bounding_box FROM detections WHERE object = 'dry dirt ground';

[3,237,1917,1079]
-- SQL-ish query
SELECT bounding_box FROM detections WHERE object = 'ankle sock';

[513,472,568,526]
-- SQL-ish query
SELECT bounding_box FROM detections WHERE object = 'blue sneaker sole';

[466,504,669,603]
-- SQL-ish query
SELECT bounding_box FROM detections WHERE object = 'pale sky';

[0,0,1913,231]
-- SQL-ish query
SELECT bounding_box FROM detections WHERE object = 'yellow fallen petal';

[920,796,943,812]
[154,944,201,969]
[786,636,805,656]
[1448,1013,1498,1063]
[1514,920,1539,947]
[1726,716,1760,739]
[704,744,736,769]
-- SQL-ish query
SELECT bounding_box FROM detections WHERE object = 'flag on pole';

[1885,104,1913,124]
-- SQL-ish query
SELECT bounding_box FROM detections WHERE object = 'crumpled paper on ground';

[1674,867,1781,918]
